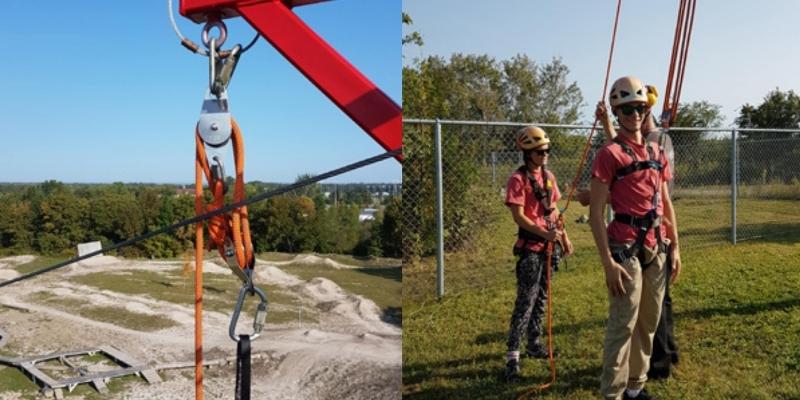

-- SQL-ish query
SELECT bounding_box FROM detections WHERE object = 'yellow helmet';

[645,85,659,107]
[515,126,550,151]
[609,76,648,107]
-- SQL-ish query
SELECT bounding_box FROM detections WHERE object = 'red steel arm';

[180,0,403,161]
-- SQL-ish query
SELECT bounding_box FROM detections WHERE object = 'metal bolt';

[210,122,219,131]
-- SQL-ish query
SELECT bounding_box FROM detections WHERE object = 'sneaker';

[623,389,658,400]
[504,359,520,381]
[524,343,552,359]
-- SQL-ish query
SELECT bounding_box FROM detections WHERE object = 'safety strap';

[614,213,661,229]
[517,165,552,212]
[611,138,663,183]
[515,166,555,251]
[235,334,251,400]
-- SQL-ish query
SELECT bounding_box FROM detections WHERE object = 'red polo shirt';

[506,167,561,252]
[591,134,672,248]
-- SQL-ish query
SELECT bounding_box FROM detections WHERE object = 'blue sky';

[0,0,400,184]
[403,0,800,126]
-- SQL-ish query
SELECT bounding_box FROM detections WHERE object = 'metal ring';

[167,0,259,57]
[202,20,228,49]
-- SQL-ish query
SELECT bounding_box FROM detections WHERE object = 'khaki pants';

[600,244,668,400]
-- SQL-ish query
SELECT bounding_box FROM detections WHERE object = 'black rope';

[235,334,251,400]
[0,148,401,289]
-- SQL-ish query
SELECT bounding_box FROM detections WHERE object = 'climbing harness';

[513,166,556,254]
[608,137,666,266]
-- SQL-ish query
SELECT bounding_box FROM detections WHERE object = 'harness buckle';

[229,270,269,342]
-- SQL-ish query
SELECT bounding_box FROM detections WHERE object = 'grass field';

[403,198,800,399]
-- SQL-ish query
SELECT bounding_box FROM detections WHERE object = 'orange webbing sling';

[194,116,254,400]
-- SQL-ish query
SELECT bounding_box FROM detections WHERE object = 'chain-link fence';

[402,119,800,299]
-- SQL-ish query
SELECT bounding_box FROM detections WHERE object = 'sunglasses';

[534,148,551,156]
[619,104,648,116]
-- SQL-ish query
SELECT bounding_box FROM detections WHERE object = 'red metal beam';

[180,0,403,161]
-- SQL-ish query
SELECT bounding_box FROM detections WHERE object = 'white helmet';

[609,76,648,107]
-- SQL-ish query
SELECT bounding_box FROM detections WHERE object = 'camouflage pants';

[506,247,561,353]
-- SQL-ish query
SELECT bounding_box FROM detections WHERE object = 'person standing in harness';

[593,86,680,380]
[588,76,682,400]
[504,126,574,381]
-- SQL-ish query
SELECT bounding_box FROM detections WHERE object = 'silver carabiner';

[229,270,268,342]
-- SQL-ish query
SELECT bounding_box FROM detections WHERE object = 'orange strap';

[194,116,254,400]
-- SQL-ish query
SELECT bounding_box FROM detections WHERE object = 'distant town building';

[359,208,378,222]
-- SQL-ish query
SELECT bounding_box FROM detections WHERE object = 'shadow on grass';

[682,222,800,244]
[475,297,800,348]
[475,317,606,346]
[404,354,602,399]
[676,297,800,320]
[353,267,402,283]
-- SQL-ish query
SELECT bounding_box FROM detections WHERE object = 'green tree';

[735,89,800,183]
[0,198,34,252]
[249,195,319,253]
[402,12,423,47]
[673,101,725,143]
[380,196,402,258]
[35,189,89,255]
[88,192,143,256]
[736,89,800,130]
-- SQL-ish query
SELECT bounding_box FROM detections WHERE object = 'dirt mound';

[254,264,304,287]
[0,255,35,269]
[75,254,122,267]
[295,277,395,335]
[277,254,358,269]
[0,270,19,281]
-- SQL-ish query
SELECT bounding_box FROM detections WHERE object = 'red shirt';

[591,134,672,248]
[506,167,561,252]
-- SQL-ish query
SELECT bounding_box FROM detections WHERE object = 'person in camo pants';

[504,125,573,381]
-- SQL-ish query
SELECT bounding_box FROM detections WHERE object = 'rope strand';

[518,1,624,398]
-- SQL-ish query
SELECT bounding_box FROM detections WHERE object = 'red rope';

[672,0,696,123]
[562,0,623,216]
[518,1,624,397]
[662,0,697,127]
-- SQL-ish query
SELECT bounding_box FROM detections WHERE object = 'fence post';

[491,151,497,186]
[434,119,445,298]
[731,128,738,245]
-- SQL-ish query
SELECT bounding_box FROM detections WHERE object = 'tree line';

[0,180,402,259]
